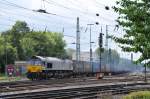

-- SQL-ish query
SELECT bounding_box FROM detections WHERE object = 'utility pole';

[76,17,80,62]
[105,25,108,50]
[144,42,148,82]
[99,26,103,73]
[131,53,133,62]
[4,34,7,76]
[41,0,46,10]
[105,25,109,73]
[87,24,94,72]
[145,60,147,82]
[62,27,64,33]
[109,48,112,74]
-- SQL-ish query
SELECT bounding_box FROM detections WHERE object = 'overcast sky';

[0,0,140,60]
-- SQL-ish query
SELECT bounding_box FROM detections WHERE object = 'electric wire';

[45,0,116,22]
[0,0,75,19]
[0,6,117,31]
[0,0,120,47]
[45,0,99,23]
[0,0,117,26]
[0,0,93,24]
[45,0,94,15]
[0,8,76,29]
[3,0,116,23]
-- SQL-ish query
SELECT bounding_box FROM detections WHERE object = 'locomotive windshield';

[28,59,42,66]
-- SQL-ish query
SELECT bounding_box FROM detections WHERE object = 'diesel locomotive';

[27,56,74,80]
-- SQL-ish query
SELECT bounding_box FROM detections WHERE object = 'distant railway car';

[92,62,100,73]
[73,61,103,74]
[72,61,91,73]
[72,61,92,77]
[71,60,104,78]
[27,56,73,80]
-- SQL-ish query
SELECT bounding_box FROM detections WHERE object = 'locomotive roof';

[33,56,64,62]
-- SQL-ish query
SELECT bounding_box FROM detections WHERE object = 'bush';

[0,73,5,77]
[124,91,150,99]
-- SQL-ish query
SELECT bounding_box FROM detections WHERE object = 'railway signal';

[99,33,103,48]
[96,27,104,79]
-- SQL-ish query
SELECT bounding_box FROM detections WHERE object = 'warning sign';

[6,65,15,77]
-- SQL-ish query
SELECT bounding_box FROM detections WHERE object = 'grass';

[0,73,7,80]
[0,76,22,81]
[0,73,5,76]
[0,73,22,81]
[124,91,150,99]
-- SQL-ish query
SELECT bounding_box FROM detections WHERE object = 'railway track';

[1,81,150,99]
[0,75,147,93]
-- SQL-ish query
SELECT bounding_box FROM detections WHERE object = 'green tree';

[26,31,66,58]
[113,0,150,66]
[0,35,17,73]
[2,21,66,60]
[2,21,30,60]
[20,37,36,59]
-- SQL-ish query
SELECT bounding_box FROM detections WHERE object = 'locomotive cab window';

[47,63,53,68]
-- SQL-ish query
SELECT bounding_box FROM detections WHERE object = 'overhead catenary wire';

[45,0,116,23]
[45,0,94,15]
[41,0,46,10]
[0,8,77,29]
[0,0,92,23]
[93,0,115,12]
[0,1,89,28]
[0,0,118,26]
[0,0,121,48]
[45,0,103,24]
[5,0,116,22]
[1,0,32,11]
[0,0,91,24]
[0,5,118,32]
[44,0,94,22]
[0,11,90,41]
[68,0,115,15]
[0,0,75,19]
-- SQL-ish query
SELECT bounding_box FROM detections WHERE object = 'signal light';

[99,33,103,48]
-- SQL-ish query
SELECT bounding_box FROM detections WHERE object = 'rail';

[1,81,150,99]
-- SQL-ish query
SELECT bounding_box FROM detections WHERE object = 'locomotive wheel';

[27,72,32,80]
[27,72,40,80]
[27,72,34,80]
[32,72,36,80]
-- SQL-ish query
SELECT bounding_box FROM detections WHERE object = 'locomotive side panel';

[44,58,73,71]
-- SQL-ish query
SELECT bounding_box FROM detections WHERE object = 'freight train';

[26,56,127,80]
